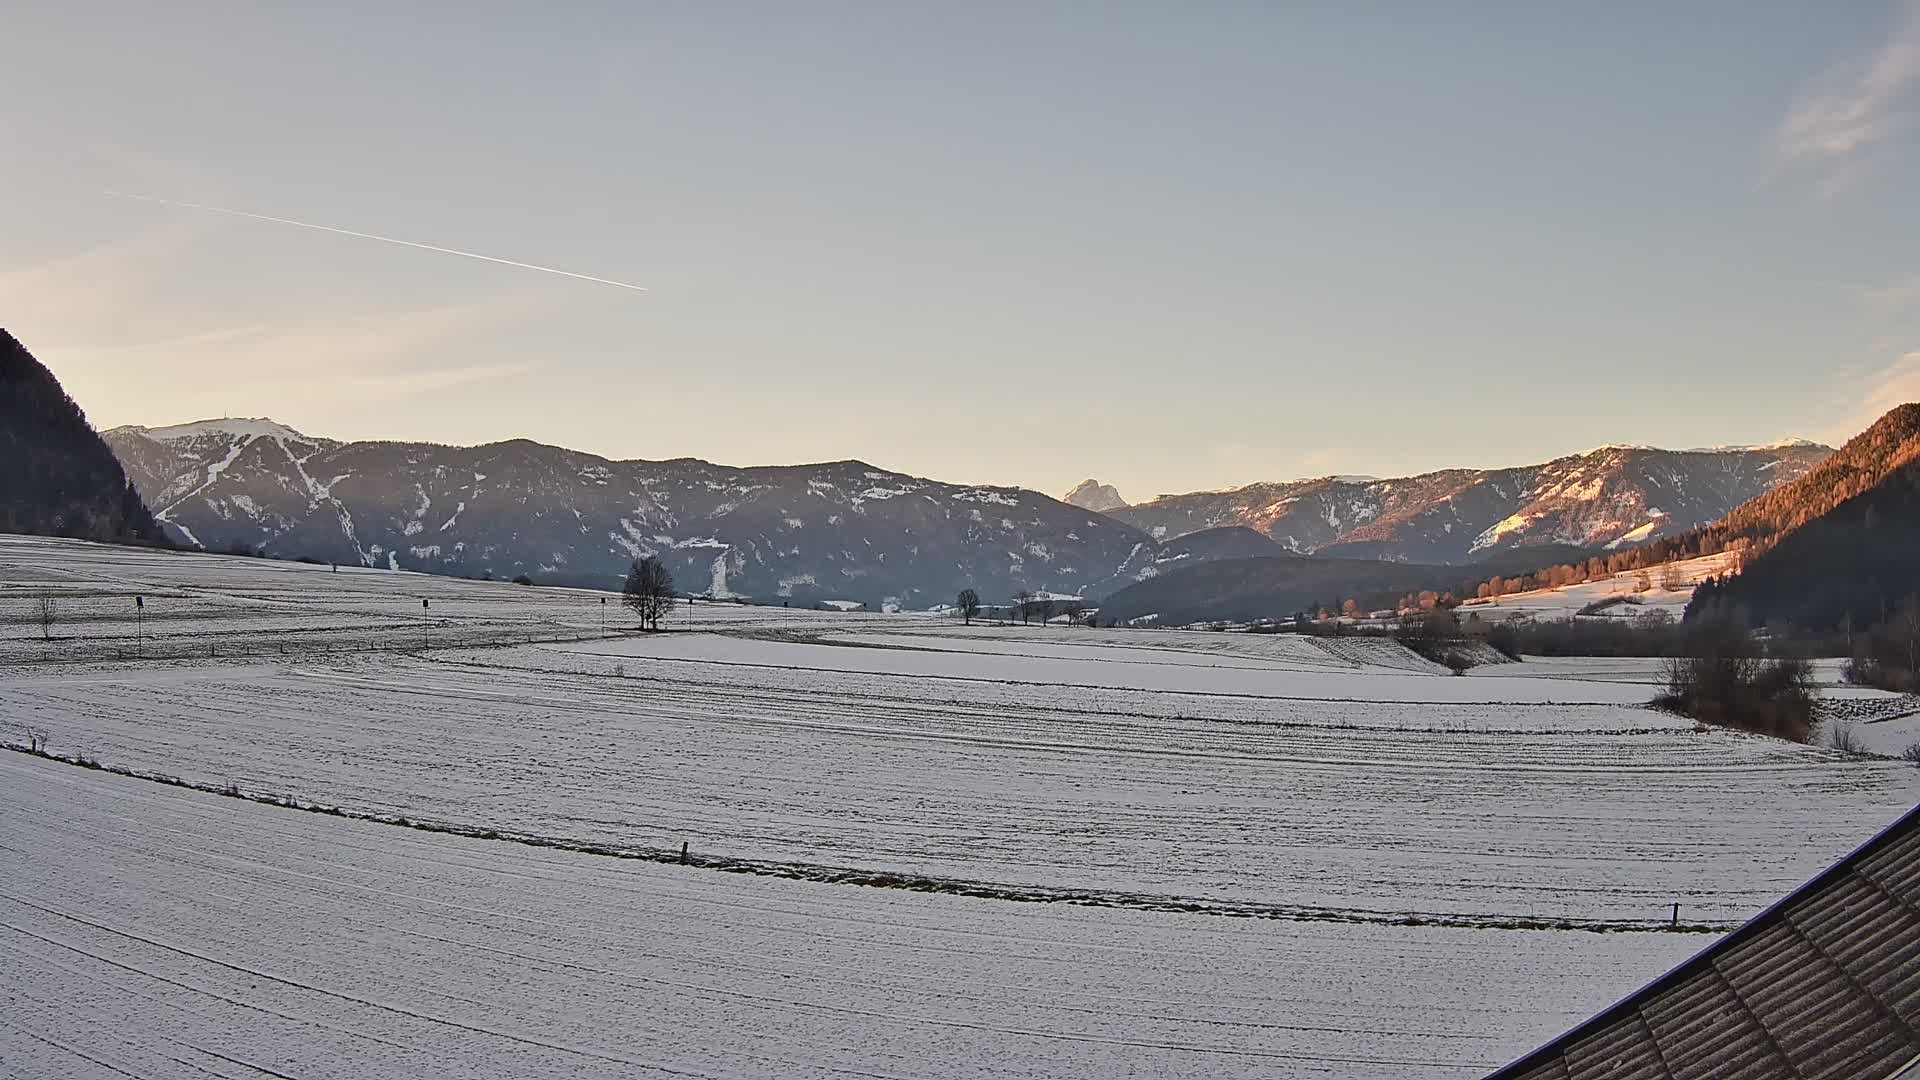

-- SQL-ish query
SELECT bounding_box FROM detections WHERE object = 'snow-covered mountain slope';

[1110,443,1831,564]
[1454,552,1739,624]
[1062,479,1127,512]
[106,420,1171,606]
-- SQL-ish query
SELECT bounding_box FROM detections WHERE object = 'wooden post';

[1671,902,1679,927]
[680,841,689,865]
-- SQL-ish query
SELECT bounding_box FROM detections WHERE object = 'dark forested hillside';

[1688,454,1920,632]
[1698,404,1920,554]
[1096,543,1606,626]
[1097,556,1458,626]
[0,330,165,545]
[1457,405,1920,605]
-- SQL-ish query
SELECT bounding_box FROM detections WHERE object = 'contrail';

[105,191,648,292]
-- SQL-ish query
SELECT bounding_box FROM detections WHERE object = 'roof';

[1486,803,1920,1080]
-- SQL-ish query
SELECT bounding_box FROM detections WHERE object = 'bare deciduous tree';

[1013,589,1033,626]
[955,588,981,625]
[623,556,676,631]
[36,597,55,642]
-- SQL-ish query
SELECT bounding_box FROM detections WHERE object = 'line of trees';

[1008,590,1088,626]
[1843,595,1920,693]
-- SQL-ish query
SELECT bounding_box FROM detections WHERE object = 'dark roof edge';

[1484,801,1920,1079]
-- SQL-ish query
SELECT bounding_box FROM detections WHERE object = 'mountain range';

[1103,406,1920,630]
[104,418,1165,607]
[101,412,1834,610]
[1082,441,1831,563]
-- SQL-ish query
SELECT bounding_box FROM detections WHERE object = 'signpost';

[421,598,430,651]
[134,595,144,658]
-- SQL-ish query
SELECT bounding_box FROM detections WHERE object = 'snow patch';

[142,417,310,442]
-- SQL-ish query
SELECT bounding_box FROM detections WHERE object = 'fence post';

[1671,902,1679,927]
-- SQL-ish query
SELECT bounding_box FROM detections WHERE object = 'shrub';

[1826,720,1863,753]
[1485,622,1522,660]
[1441,651,1473,676]
[1844,652,1920,694]
[1577,596,1644,616]
[512,574,534,586]
[1393,608,1463,662]
[1653,620,1816,742]
[1902,742,1920,766]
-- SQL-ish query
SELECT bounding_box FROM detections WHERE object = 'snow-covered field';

[4,536,1918,1078]
[0,753,1703,1080]
[0,534,911,662]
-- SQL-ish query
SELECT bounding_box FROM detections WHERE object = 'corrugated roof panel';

[1726,928,1875,1059]
[1561,1012,1667,1079]
[1864,835,1920,896]
[1793,881,1920,1027]
[1508,1059,1572,1080]
[1641,969,1790,1079]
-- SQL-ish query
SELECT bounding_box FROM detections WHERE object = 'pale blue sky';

[4,2,1918,499]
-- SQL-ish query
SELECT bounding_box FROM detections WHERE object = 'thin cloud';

[1865,274,1920,314]
[1773,1,1920,194]
[237,363,529,401]
[1829,348,1920,445]
[1862,350,1920,419]
[40,295,554,429]
[0,225,195,322]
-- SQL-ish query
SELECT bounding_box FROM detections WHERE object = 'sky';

[4,3,1919,500]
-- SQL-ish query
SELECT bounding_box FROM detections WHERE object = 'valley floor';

[3,535,1917,1078]
[0,752,1698,1080]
